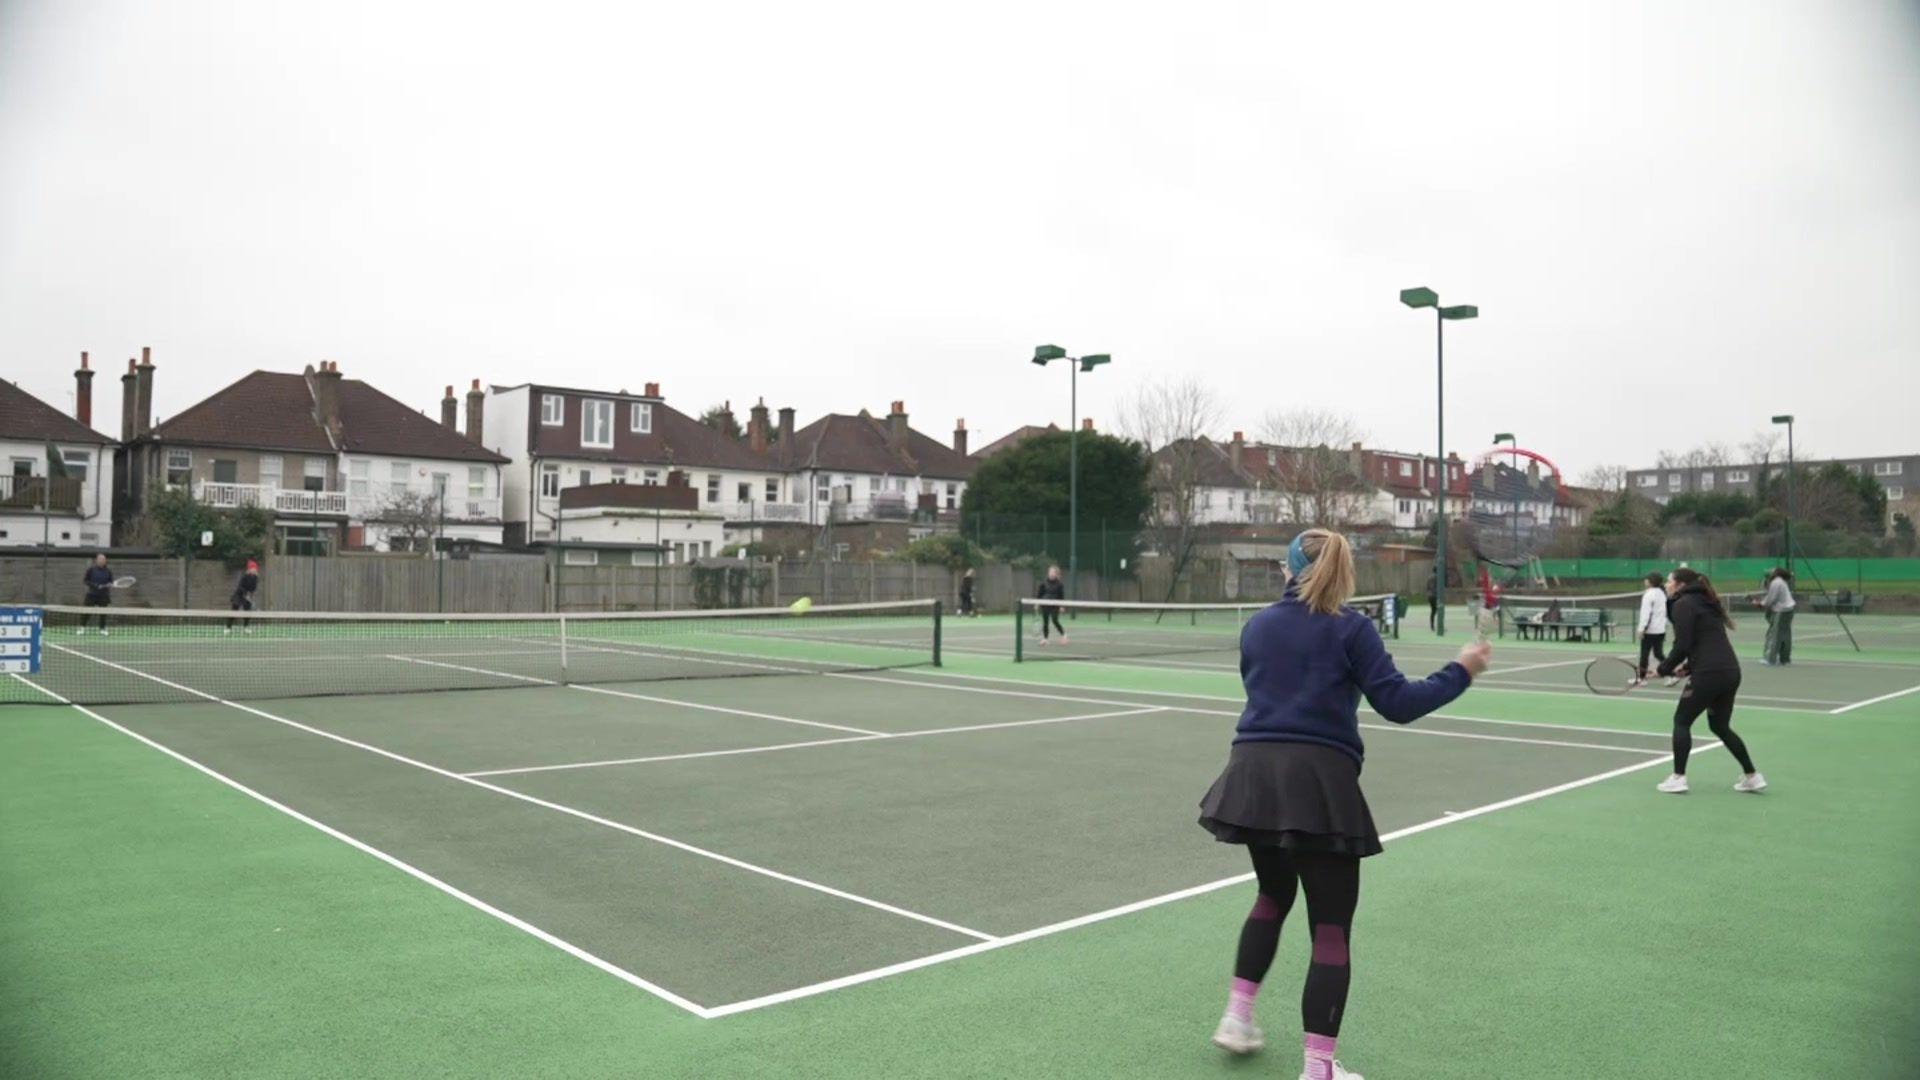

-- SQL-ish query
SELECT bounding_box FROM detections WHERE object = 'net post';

[559,614,569,683]
[931,599,943,667]
[1014,600,1024,662]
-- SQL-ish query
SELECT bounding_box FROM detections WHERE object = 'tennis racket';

[110,576,137,589]
[1582,657,1640,696]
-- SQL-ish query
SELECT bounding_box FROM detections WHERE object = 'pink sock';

[1226,977,1259,1023]
[1304,1033,1337,1079]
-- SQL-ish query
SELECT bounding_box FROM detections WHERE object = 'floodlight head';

[1494,432,1515,444]
[1032,344,1066,365]
[1439,304,1479,320]
[1771,414,1794,425]
[1078,353,1111,372]
[1399,286,1438,309]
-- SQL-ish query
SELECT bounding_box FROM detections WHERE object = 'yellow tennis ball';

[789,596,813,615]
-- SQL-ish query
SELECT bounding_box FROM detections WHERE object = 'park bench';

[1807,589,1868,614]
[1509,606,1611,643]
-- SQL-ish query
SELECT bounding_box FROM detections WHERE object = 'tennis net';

[1015,595,1399,663]
[1497,590,1762,638]
[3,599,941,707]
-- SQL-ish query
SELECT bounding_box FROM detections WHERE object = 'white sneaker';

[1058,635,1071,645]
[100,629,109,636]
[75,627,86,635]
[1663,677,1680,687]
[223,627,232,635]
[1734,772,1768,793]
[1657,774,1689,794]
[1211,1014,1264,1055]
[1300,1060,1364,1080]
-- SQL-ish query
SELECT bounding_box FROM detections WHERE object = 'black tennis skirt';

[1198,740,1383,858]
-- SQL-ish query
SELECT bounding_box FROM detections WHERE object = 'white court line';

[1478,658,1592,677]
[392,654,883,736]
[465,707,1166,778]
[701,743,1704,1018]
[48,643,993,944]
[547,632,1677,750]
[1828,682,1920,715]
[12,675,714,1019]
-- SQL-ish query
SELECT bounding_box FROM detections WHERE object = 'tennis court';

[4,598,1919,1077]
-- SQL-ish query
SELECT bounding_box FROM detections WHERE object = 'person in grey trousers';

[1761,567,1796,666]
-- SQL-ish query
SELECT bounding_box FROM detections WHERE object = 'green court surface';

[4,607,1918,1077]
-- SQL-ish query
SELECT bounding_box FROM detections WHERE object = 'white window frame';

[643,469,660,486]
[259,454,283,489]
[1699,472,1715,490]
[562,549,598,566]
[706,474,720,503]
[630,402,652,434]
[166,448,193,485]
[389,461,411,486]
[467,467,485,498]
[765,477,779,502]
[1885,485,1904,500]
[577,468,592,487]
[1726,469,1749,483]
[1636,474,1657,487]
[1874,461,1903,476]
[581,399,614,449]
[1398,461,1412,477]
[945,482,957,509]
[541,394,564,426]
[610,466,628,484]
[60,448,91,482]
[303,457,328,492]
[1667,473,1682,490]
[736,480,752,503]
[348,458,371,498]
[539,463,560,499]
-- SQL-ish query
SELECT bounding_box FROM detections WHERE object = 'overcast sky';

[3,1,1916,479]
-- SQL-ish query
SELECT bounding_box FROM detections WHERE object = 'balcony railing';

[1,476,92,514]
[196,481,350,515]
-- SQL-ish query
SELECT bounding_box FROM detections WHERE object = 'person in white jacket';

[1634,572,1677,685]
[1762,567,1797,665]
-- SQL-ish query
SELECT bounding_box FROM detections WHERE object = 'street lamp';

[1772,414,1795,566]
[1032,344,1111,596]
[1401,287,1479,635]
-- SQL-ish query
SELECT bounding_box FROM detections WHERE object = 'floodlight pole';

[1032,346,1110,598]
[1400,288,1478,635]
[1772,415,1795,567]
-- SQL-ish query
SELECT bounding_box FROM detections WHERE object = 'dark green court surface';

[4,609,1917,1077]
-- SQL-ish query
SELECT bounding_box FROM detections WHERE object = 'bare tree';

[1259,408,1374,526]
[1656,443,1733,470]
[1120,377,1222,600]
[373,489,443,554]
[1578,463,1627,493]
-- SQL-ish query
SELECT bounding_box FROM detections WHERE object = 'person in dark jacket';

[1425,572,1440,631]
[1200,528,1490,1079]
[1655,568,1766,794]
[226,559,261,633]
[957,567,976,617]
[80,553,114,634]
[1034,565,1067,643]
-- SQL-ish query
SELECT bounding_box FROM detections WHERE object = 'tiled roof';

[0,378,113,445]
[971,424,1059,459]
[149,370,506,463]
[525,389,773,471]
[782,412,977,480]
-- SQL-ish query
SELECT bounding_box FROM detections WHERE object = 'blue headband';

[1287,534,1313,579]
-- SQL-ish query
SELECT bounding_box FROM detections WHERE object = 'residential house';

[778,402,976,527]
[482,382,789,546]
[969,423,1058,460]
[1626,454,1917,525]
[1355,446,1469,529]
[115,354,508,553]
[542,474,725,568]
[0,354,115,548]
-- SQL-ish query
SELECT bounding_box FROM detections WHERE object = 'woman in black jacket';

[1655,568,1766,794]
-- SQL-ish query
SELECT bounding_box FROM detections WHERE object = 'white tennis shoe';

[1734,772,1768,793]
[1657,774,1690,794]
[1211,1015,1264,1054]
[1300,1060,1364,1080]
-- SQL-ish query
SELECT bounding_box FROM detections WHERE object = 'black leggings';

[1637,633,1667,678]
[1428,598,1439,630]
[84,592,109,629]
[1234,847,1360,1037]
[1672,670,1757,775]
[1039,607,1065,638]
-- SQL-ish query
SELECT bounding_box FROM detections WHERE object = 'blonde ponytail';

[1295,528,1357,615]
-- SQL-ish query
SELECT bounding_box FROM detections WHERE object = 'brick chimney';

[74,352,93,427]
[778,406,795,447]
[643,382,661,398]
[1082,418,1094,432]
[309,360,344,439]
[748,399,771,454]
[887,400,908,448]
[133,346,155,437]
[465,378,484,441]
[120,359,137,442]
[1229,430,1244,470]
[953,419,968,456]
[440,385,458,429]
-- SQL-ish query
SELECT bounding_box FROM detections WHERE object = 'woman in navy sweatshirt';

[1200,528,1489,1080]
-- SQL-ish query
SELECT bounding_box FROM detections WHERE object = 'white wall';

[483,386,532,529]
[557,508,725,562]
[0,437,113,548]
